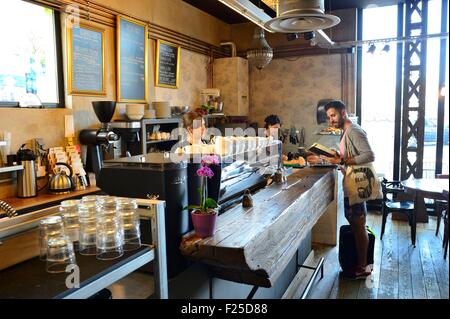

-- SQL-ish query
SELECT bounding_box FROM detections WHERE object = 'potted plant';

[186,154,220,238]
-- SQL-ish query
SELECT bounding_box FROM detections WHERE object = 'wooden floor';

[108,209,449,299]
[308,210,449,299]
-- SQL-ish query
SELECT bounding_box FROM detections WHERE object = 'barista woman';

[173,109,207,155]
[264,115,288,161]
[182,110,206,146]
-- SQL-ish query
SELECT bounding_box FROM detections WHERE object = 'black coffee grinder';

[79,101,119,178]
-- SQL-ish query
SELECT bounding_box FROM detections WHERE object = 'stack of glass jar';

[39,195,141,273]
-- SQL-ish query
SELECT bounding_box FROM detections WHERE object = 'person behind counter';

[264,114,288,161]
[181,110,207,146]
[309,100,375,280]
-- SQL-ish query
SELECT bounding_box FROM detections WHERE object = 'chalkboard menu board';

[68,24,105,95]
[155,40,180,89]
[117,16,148,103]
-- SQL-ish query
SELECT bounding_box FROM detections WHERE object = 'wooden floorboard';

[409,222,428,299]
[311,209,449,299]
[398,221,413,299]
[377,214,400,299]
[417,233,442,299]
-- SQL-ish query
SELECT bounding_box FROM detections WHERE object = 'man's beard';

[331,119,344,129]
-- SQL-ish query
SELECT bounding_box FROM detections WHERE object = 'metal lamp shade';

[247,27,273,70]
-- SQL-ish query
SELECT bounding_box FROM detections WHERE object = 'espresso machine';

[109,121,143,157]
[79,101,119,178]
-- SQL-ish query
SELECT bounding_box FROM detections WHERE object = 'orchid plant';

[186,154,220,214]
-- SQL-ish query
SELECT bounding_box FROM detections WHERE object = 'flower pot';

[191,210,217,238]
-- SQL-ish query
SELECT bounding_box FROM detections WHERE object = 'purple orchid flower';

[201,154,220,166]
[197,166,214,178]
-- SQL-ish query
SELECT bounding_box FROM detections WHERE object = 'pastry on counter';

[283,156,306,167]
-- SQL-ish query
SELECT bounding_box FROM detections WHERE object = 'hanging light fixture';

[381,43,390,53]
[367,43,376,54]
[247,27,273,70]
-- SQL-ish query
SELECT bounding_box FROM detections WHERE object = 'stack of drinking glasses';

[39,195,142,273]
[39,215,76,273]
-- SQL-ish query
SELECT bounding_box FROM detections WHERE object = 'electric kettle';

[48,162,75,194]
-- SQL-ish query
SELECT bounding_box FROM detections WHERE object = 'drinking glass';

[78,202,98,256]
[60,199,81,250]
[81,195,100,204]
[46,235,76,273]
[117,198,141,251]
[96,197,123,260]
[39,215,65,261]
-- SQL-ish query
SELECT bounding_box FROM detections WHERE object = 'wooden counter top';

[180,167,337,288]
[1,186,102,215]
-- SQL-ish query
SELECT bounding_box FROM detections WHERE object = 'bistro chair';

[435,174,449,236]
[442,190,448,260]
[381,178,416,247]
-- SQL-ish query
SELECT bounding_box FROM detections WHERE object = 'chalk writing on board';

[117,16,148,102]
[156,40,179,88]
[69,24,105,95]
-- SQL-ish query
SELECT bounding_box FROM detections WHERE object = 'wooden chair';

[381,178,416,246]
[442,190,448,260]
[435,174,449,236]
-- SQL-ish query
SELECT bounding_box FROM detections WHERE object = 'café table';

[401,178,449,223]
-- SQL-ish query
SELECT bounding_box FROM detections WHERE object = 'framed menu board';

[116,16,148,103]
[155,40,180,89]
[67,24,105,96]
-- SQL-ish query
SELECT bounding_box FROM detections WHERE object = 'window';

[359,0,449,178]
[423,0,446,177]
[0,0,63,107]
[360,5,398,179]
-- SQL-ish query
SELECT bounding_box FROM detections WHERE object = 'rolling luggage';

[339,225,375,272]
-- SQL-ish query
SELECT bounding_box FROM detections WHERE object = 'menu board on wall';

[116,16,148,103]
[67,24,105,96]
[155,40,180,89]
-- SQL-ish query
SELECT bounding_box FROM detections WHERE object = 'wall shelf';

[141,118,181,153]
[0,165,23,174]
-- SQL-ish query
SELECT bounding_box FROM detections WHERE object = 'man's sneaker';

[353,266,372,280]
[341,266,372,280]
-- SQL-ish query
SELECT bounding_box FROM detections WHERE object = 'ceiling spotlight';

[367,43,376,54]
[382,44,390,53]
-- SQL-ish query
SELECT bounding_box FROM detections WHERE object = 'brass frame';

[116,15,149,103]
[67,22,106,96]
[155,39,180,89]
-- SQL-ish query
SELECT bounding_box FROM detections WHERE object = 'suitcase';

[339,225,375,272]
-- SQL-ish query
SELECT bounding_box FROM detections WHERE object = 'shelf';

[205,113,225,117]
[0,165,23,174]
[142,118,181,125]
[146,139,178,144]
[1,186,101,214]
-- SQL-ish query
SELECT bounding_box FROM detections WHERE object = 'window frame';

[0,5,65,108]
[356,0,449,178]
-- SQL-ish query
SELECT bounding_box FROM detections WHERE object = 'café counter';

[180,167,338,289]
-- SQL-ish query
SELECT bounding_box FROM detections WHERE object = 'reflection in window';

[0,0,59,105]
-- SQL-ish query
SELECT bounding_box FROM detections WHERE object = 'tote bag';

[343,163,382,206]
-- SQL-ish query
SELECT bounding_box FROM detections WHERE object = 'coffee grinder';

[79,101,119,178]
